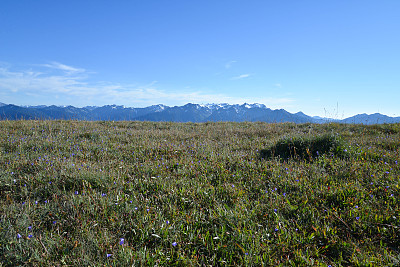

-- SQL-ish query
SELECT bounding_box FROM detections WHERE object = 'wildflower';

[166,220,170,224]
[283,193,286,196]
[106,254,112,258]
[245,252,249,255]
[75,191,79,195]
[119,238,124,245]
[172,242,177,247]
[53,221,56,224]
[355,205,358,209]
[28,234,33,239]
[102,193,106,197]
[274,209,277,212]
[275,228,278,232]
[356,217,360,220]
[17,233,22,238]
[35,201,38,204]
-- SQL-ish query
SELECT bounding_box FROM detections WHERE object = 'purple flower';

[283,193,286,197]
[355,205,358,209]
[17,233,22,238]
[28,226,32,230]
[274,209,277,212]
[275,228,278,232]
[35,201,38,204]
[28,234,33,239]
[102,193,106,197]
[53,221,56,224]
[356,217,360,220]
[106,253,112,258]
[172,242,177,247]
[166,220,170,224]
[75,191,79,195]
[119,238,125,245]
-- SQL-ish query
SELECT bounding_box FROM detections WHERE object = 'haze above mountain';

[0,102,399,125]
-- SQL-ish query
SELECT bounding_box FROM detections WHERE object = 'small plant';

[260,133,347,160]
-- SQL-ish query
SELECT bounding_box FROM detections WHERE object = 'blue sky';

[1,1,399,118]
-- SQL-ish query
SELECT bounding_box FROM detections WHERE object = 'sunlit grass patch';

[0,120,399,265]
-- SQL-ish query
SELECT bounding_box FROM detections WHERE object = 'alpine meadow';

[1,120,399,266]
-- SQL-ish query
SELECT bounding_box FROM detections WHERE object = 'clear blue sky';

[1,1,399,118]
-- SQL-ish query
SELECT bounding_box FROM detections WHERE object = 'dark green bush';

[260,133,347,160]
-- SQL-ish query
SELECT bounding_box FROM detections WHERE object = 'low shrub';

[260,133,347,160]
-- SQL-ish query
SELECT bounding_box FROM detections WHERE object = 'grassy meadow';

[0,120,399,266]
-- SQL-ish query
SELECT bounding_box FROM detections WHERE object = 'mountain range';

[0,102,399,124]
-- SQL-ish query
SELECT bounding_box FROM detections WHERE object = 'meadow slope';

[0,121,399,266]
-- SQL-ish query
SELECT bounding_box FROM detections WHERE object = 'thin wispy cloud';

[231,74,251,80]
[40,62,86,74]
[0,62,294,109]
[225,60,236,69]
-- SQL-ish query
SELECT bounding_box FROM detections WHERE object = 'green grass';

[0,120,399,266]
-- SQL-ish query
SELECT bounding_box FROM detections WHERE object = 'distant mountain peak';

[0,102,398,124]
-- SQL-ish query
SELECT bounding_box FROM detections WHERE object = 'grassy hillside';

[0,120,399,266]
